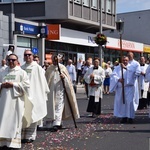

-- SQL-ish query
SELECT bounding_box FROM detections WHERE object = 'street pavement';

[22,85,150,150]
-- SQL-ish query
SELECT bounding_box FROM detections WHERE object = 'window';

[92,0,97,8]
[83,0,89,6]
[112,0,115,14]
[2,0,11,2]
[106,0,111,13]
[101,0,104,11]
[74,0,81,4]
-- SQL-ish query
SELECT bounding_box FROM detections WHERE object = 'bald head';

[68,59,73,65]
[1,59,6,66]
[127,52,134,61]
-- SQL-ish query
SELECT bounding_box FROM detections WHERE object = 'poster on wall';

[77,53,85,62]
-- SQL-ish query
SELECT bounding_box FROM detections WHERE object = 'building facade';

[104,9,150,60]
[0,0,117,64]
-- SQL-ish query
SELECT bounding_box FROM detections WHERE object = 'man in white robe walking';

[21,50,49,143]
[45,54,80,132]
[110,56,139,124]
[0,54,30,149]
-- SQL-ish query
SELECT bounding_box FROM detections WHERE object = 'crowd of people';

[0,48,150,149]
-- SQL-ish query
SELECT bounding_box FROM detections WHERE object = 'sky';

[116,0,150,13]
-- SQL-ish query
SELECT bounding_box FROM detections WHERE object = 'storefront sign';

[15,22,39,35]
[46,24,61,40]
[106,37,143,53]
[143,45,150,53]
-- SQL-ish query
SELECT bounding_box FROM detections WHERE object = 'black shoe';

[49,126,58,132]
[21,139,34,143]
[37,126,46,131]
[54,125,62,129]
[49,125,62,132]
[128,118,133,124]
[120,117,128,123]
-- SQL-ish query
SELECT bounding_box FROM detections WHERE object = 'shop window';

[17,36,37,48]
[2,0,11,2]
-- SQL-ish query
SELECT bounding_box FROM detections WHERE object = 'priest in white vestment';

[45,54,80,132]
[127,52,141,111]
[21,50,50,143]
[110,56,139,124]
[0,54,30,149]
[84,57,105,117]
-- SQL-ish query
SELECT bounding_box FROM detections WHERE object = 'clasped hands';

[118,78,124,83]
[1,82,13,88]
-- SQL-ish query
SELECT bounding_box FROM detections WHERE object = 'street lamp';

[116,19,125,104]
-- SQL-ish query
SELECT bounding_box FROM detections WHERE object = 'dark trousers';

[85,82,88,98]
[138,90,148,109]
[76,69,82,84]
[87,96,101,115]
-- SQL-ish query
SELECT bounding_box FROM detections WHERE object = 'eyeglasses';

[8,59,17,62]
[24,54,32,57]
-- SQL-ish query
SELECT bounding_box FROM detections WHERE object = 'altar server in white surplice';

[138,56,149,109]
[110,56,140,124]
[84,57,105,117]
[21,50,50,143]
[145,63,150,117]
[0,54,30,149]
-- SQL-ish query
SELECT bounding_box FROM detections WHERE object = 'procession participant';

[42,59,50,71]
[6,45,14,61]
[66,59,77,93]
[103,63,112,95]
[0,54,30,149]
[84,57,105,117]
[21,50,49,143]
[45,54,80,132]
[0,59,7,72]
[145,62,150,117]
[82,59,93,99]
[127,52,141,112]
[33,55,40,64]
[110,56,139,124]
[138,56,149,109]
[76,58,83,84]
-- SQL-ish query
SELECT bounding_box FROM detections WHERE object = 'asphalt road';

[22,85,150,150]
